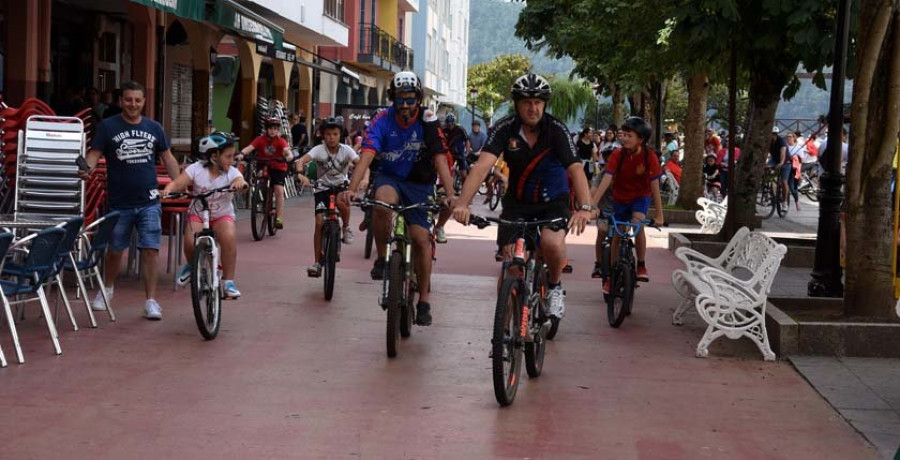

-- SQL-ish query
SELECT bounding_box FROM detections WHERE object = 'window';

[170,63,193,145]
[325,0,345,23]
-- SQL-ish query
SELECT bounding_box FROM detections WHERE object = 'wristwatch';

[579,204,597,212]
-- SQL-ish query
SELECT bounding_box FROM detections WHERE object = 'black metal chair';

[64,211,120,326]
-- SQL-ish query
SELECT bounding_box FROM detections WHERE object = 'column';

[5,0,39,105]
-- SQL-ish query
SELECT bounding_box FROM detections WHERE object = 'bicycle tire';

[267,186,278,236]
[525,265,548,377]
[478,181,489,195]
[607,262,634,328]
[776,182,789,218]
[250,184,267,241]
[323,224,339,301]
[493,277,523,406]
[400,273,415,338]
[489,181,501,211]
[386,253,403,358]
[191,239,221,340]
[453,173,463,196]
[761,182,776,219]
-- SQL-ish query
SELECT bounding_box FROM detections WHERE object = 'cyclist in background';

[240,117,293,229]
[164,133,247,298]
[294,117,360,277]
[452,73,593,320]
[433,113,470,244]
[589,117,665,294]
[340,71,454,326]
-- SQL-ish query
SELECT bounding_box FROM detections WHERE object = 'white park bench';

[670,227,787,361]
[695,196,727,234]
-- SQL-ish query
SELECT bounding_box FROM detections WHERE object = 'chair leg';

[95,267,116,322]
[36,287,62,355]
[73,267,98,328]
[1,292,25,363]
[56,275,78,331]
[0,340,6,368]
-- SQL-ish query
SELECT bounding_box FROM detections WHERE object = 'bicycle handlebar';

[352,198,442,214]
[600,211,659,237]
[468,215,568,232]
[164,185,243,200]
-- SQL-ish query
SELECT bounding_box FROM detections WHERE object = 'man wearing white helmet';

[342,71,454,326]
[452,73,594,321]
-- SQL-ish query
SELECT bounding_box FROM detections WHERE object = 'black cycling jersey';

[481,113,579,205]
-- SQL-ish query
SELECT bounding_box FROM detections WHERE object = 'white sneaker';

[435,226,447,244]
[91,288,113,311]
[342,228,355,244]
[144,299,162,320]
[548,285,565,318]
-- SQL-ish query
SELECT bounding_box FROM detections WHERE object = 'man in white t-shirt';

[294,117,360,277]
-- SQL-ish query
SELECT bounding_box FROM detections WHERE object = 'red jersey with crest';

[604,147,663,203]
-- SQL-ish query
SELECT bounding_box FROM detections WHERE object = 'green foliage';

[708,84,749,129]
[467,54,533,121]
[545,76,594,125]
[582,101,615,129]
[664,77,688,128]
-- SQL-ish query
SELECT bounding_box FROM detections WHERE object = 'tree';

[545,75,594,125]
[844,0,900,318]
[467,54,533,122]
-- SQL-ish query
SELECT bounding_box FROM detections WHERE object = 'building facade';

[412,0,469,114]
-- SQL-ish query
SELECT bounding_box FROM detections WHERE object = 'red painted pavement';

[0,198,877,459]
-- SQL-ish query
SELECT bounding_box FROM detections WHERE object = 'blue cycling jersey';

[361,105,447,183]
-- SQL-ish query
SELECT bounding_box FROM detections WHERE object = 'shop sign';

[256,43,296,63]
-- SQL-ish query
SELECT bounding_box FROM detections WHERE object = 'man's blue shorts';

[110,203,162,252]
[373,173,435,231]
[613,196,651,222]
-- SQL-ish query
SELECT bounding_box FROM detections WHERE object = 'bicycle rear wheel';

[489,181,501,211]
[191,239,221,340]
[525,266,548,377]
[323,224,339,301]
[386,253,404,358]
[250,184,267,241]
[493,277,524,406]
[607,262,634,328]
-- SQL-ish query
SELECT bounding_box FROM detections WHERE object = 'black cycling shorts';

[268,168,287,187]
[314,185,346,214]
[497,196,570,250]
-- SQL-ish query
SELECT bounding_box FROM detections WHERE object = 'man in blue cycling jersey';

[342,71,454,326]
[452,73,593,320]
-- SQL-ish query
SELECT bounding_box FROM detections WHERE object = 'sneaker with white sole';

[144,299,162,320]
[176,263,191,286]
[223,280,241,298]
[91,288,113,311]
[548,285,565,318]
[435,226,447,244]
[342,228,355,244]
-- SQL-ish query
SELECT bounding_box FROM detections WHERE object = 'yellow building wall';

[379,0,398,37]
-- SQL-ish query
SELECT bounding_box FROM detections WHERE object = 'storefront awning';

[130,0,205,22]
[210,0,284,49]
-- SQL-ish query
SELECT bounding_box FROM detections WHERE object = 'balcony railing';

[358,24,414,70]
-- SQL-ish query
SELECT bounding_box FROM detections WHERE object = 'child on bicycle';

[293,117,359,277]
[589,117,665,294]
[240,117,293,229]
[703,153,722,200]
[164,133,248,298]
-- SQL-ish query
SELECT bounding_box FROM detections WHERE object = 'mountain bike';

[308,181,345,301]
[165,185,241,340]
[245,156,288,241]
[757,168,778,219]
[468,215,566,407]
[355,198,441,358]
[600,211,658,328]
[797,168,820,202]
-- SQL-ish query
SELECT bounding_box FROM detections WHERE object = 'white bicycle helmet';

[196,132,238,161]
[511,73,552,101]
[388,71,423,100]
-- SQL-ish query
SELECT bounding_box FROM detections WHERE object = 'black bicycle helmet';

[320,117,343,130]
[511,73,552,101]
[264,117,281,128]
[621,116,652,142]
[388,71,423,100]
[196,132,238,161]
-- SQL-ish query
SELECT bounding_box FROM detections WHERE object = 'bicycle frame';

[193,200,221,292]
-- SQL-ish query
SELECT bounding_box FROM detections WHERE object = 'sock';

[549,281,561,289]
[638,261,646,268]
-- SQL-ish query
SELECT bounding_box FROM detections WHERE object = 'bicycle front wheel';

[191,239,221,340]
[493,277,524,406]
[323,225,339,301]
[607,262,634,328]
[525,266,548,377]
[776,183,790,218]
[489,181,502,211]
[250,184,267,241]
[267,187,279,236]
[363,209,374,259]
[386,252,404,358]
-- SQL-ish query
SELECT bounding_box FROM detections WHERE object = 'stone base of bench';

[766,297,900,358]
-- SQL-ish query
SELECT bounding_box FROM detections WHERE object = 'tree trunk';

[733,72,783,229]
[677,72,709,210]
[845,4,899,318]
[612,85,626,126]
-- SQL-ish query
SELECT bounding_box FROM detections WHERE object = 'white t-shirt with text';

[306,143,359,188]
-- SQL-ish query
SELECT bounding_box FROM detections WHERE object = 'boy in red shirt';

[241,118,293,228]
[590,117,665,293]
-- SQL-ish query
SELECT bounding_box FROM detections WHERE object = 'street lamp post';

[469,88,479,125]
